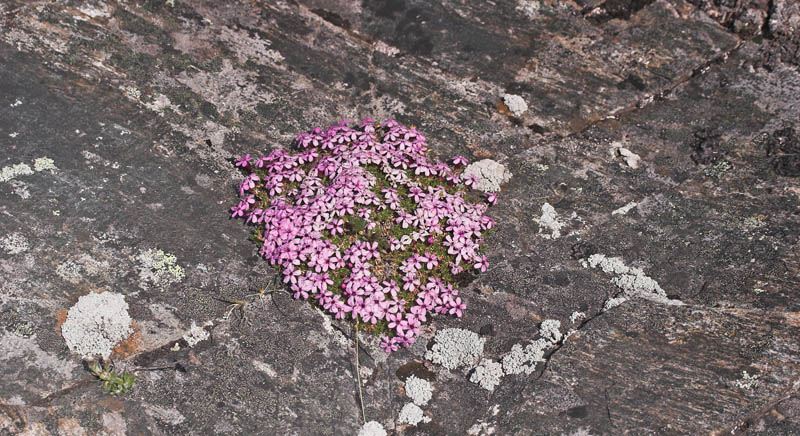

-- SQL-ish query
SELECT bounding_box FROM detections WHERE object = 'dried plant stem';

[355,321,366,424]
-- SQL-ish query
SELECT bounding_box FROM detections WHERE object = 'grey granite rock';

[0,0,799,435]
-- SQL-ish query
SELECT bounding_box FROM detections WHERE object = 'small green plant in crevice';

[216,285,281,326]
[87,360,135,396]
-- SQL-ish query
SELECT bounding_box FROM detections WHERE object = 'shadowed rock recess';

[1,0,798,435]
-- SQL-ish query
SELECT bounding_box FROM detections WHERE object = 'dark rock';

[0,0,799,435]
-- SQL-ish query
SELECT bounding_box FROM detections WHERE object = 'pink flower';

[230,119,498,354]
[421,252,439,270]
[230,201,248,218]
[452,155,468,166]
[235,154,252,168]
[474,255,489,273]
[380,336,398,353]
[327,219,345,236]
[448,297,466,317]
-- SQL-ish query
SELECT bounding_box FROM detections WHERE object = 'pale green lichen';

[33,157,57,172]
[11,320,34,338]
[1,158,56,183]
[0,162,33,183]
[741,216,766,232]
[124,86,142,101]
[137,248,185,287]
[705,160,732,178]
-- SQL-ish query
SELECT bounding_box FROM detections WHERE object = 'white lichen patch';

[0,162,33,183]
[314,308,350,347]
[516,0,541,19]
[611,201,637,216]
[502,338,549,375]
[603,296,628,311]
[144,404,186,426]
[136,248,185,288]
[102,411,128,436]
[569,311,586,324]
[0,332,77,379]
[399,403,431,426]
[56,255,111,284]
[373,40,400,57]
[585,254,682,307]
[252,360,277,377]
[462,159,512,193]
[467,422,497,435]
[426,328,485,370]
[218,26,284,66]
[182,321,211,347]
[539,319,562,343]
[501,319,562,375]
[405,375,433,406]
[144,94,174,115]
[616,147,641,169]
[33,157,56,172]
[10,180,30,199]
[734,370,760,390]
[359,421,387,436]
[176,59,274,118]
[534,202,566,239]
[61,292,133,358]
[470,358,504,391]
[0,233,29,255]
[502,93,528,116]
[77,4,110,19]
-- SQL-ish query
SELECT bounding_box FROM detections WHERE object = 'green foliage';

[88,360,135,396]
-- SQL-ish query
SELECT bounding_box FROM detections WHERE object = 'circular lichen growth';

[61,292,133,359]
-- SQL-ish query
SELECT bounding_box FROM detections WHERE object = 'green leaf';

[347,216,366,233]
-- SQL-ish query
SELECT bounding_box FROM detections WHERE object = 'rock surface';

[1,0,799,435]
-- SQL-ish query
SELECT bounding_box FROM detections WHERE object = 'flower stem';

[355,321,366,424]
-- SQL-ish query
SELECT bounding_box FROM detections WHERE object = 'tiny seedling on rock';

[87,359,135,396]
[217,286,279,325]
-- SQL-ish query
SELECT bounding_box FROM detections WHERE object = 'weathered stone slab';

[0,0,799,435]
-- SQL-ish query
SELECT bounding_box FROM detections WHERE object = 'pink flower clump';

[232,119,496,353]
